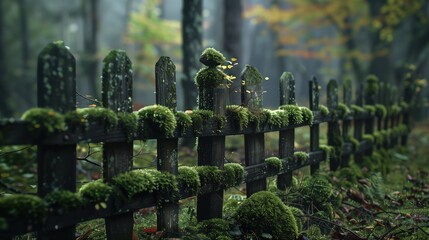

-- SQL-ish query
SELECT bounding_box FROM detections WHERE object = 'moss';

[288,206,304,233]
[137,105,176,137]
[79,179,113,204]
[64,110,88,130]
[373,131,383,145]
[294,151,309,162]
[196,218,232,240]
[248,109,271,131]
[199,47,226,67]
[45,190,82,211]
[279,104,304,125]
[76,107,119,131]
[234,191,298,239]
[362,134,375,144]
[265,157,282,172]
[347,136,360,151]
[300,106,314,124]
[351,104,365,115]
[318,105,329,117]
[0,195,47,222]
[305,225,328,240]
[195,67,227,89]
[117,112,137,141]
[400,101,409,110]
[268,109,289,127]
[335,167,358,188]
[364,105,376,116]
[21,108,65,134]
[178,166,200,195]
[225,105,249,130]
[365,74,379,94]
[144,169,179,203]
[189,110,215,133]
[319,145,333,161]
[112,169,158,199]
[176,111,193,135]
[195,166,223,190]
[375,104,387,118]
[389,104,401,115]
[299,175,336,219]
[337,103,351,118]
[223,163,244,188]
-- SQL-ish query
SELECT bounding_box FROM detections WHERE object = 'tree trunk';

[223,0,242,105]
[18,0,33,109]
[0,0,12,116]
[181,0,202,110]
[82,0,99,98]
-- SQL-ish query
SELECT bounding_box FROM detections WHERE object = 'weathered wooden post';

[242,65,266,197]
[364,75,378,135]
[37,41,77,239]
[196,48,227,221]
[341,78,352,167]
[327,79,341,171]
[354,83,364,163]
[155,56,179,236]
[401,73,413,145]
[101,50,134,240]
[309,77,320,174]
[278,72,295,189]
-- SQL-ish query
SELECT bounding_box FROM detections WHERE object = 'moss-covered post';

[353,82,364,164]
[390,86,400,146]
[342,78,352,167]
[242,65,266,197]
[155,56,179,236]
[309,76,320,174]
[195,48,227,221]
[364,75,378,135]
[101,50,134,240]
[327,80,342,171]
[37,41,76,239]
[401,73,413,145]
[278,72,295,189]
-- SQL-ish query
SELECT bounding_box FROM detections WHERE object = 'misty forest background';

[0,0,428,118]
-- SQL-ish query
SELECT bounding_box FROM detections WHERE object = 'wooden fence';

[0,41,418,239]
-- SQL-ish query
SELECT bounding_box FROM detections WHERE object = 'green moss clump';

[195,166,223,189]
[45,190,82,211]
[176,111,193,135]
[288,206,304,233]
[117,112,137,141]
[279,105,304,125]
[137,105,176,137]
[189,110,211,133]
[234,191,298,239]
[373,131,383,145]
[347,136,360,151]
[112,169,158,199]
[223,163,244,188]
[365,74,379,94]
[299,175,336,219]
[351,104,365,115]
[248,109,271,131]
[294,151,309,162]
[335,167,358,188]
[300,106,314,124]
[364,105,376,116]
[195,67,227,89]
[362,134,375,144]
[76,107,119,131]
[337,103,351,118]
[0,195,47,221]
[374,104,387,118]
[178,166,200,195]
[400,101,409,110]
[79,179,113,204]
[389,104,401,115]
[265,157,282,172]
[319,145,333,161]
[196,218,232,240]
[319,105,330,117]
[21,108,65,134]
[268,109,289,127]
[305,225,328,240]
[144,169,179,203]
[225,105,250,130]
[199,47,226,67]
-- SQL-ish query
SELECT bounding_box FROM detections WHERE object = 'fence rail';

[0,41,419,239]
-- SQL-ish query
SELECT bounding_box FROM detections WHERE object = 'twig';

[0,145,33,157]
[304,214,363,239]
[76,91,102,105]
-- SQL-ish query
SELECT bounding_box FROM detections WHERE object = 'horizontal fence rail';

[0,41,421,239]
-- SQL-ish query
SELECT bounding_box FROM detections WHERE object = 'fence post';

[196,58,227,221]
[155,56,179,236]
[364,75,378,136]
[309,77,320,174]
[341,78,352,167]
[327,79,341,171]
[101,50,134,240]
[241,65,266,197]
[354,83,364,164]
[401,74,413,145]
[278,72,295,189]
[37,41,76,239]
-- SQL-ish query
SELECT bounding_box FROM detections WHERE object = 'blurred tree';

[82,0,99,97]
[245,0,428,84]
[182,0,202,110]
[0,0,13,116]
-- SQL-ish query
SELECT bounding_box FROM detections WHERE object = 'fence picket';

[36,41,77,239]
[327,79,341,171]
[101,50,134,240]
[241,65,266,197]
[342,78,352,167]
[155,56,179,235]
[354,83,364,164]
[309,77,320,174]
[278,72,295,189]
